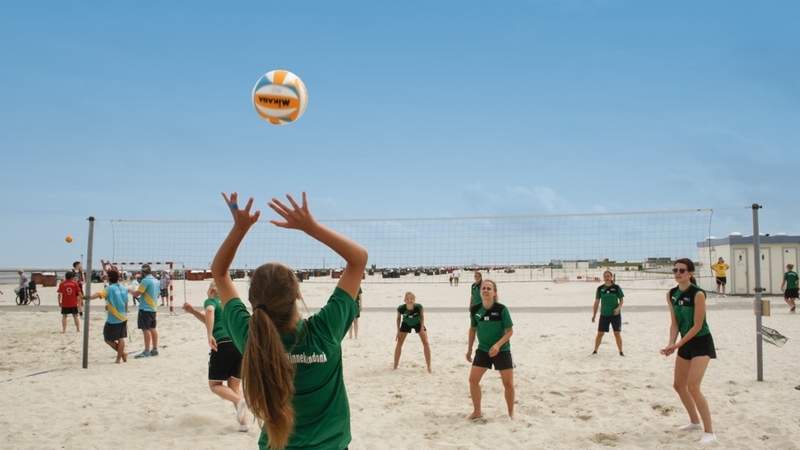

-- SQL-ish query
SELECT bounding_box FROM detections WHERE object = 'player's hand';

[660,345,677,356]
[222,192,260,232]
[395,332,400,342]
[489,344,500,358]
[466,349,473,362]
[208,335,218,352]
[182,302,194,313]
[613,307,621,316]
[591,315,596,323]
[268,192,318,233]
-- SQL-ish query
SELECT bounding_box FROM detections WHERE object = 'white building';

[696,234,800,295]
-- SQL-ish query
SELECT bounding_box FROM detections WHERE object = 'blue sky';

[1,1,797,267]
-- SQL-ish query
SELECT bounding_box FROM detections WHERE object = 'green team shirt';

[470,282,482,307]
[670,285,710,337]
[223,287,357,450]
[203,297,230,343]
[397,303,423,327]
[470,302,513,352]
[784,271,799,290]
[595,284,624,316]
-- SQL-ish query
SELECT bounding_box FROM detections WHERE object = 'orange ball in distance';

[65,235,73,243]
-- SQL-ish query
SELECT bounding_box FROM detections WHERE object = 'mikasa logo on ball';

[255,85,299,109]
[252,69,308,125]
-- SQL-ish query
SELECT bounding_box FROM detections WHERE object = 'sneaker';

[679,423,702,431]
[619,352,625,357]
[150,349,159,357]
[134,351,151,359]
[700,433,717,444]
[591,351,598,355]
[238,423,249,432]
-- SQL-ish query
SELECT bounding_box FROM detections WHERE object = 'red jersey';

[58,280,81,308]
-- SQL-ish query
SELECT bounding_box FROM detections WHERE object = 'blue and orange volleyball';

[251,69,308,125]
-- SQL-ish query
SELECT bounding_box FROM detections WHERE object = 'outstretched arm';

[182,303,206,324]
[204,307,218,351]
[269,192,367,299]
[212,193,261,306]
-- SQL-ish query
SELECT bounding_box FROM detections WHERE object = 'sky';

[0,1,797,268]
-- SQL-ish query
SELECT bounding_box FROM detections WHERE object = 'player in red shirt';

[57,271,82,333]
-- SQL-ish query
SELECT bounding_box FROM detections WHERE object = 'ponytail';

[690,276,698,285]
[243,308,295,450]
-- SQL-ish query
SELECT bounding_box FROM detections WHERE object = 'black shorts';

[678,333,717,360]
[160,288,169,298]
[785,288,799,299]
[472,349,514,371]
[61,307,79,316]
[137,310,157,330]
[103,321,128,342]
[399,323,425,334]
[598,314,621,332]
[716,277,727,286]
[209,341,242,381]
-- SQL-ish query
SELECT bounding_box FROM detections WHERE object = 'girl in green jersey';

[212,192,367,450]
[660,258,717,445]
[466,279,514,420]
[393,291,432,373]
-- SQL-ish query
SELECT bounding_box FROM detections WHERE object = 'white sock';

[679,423,702,431]
[700,433,717,444]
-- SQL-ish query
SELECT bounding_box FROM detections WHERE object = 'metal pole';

[82,217,95,369]
[752,204,763,381]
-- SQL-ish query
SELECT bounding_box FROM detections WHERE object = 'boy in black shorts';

[57,271,82,333]
[782,264,798,312]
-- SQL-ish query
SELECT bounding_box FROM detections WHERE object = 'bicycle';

[15,285,41,306]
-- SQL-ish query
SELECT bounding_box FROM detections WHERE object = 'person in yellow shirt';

[710,257,730,296]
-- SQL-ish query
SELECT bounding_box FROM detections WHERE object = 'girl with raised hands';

[212,192,367,450]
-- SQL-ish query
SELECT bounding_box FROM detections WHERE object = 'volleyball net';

[107,208,713,285]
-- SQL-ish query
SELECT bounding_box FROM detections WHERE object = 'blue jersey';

[137,275,160,312]
[101,283,128,324]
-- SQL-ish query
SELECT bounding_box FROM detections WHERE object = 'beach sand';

[1,277,798,449]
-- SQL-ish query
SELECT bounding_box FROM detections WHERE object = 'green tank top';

[670,285,710,337]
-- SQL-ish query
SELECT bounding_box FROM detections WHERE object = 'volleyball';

[251,69,308,125]
[65,235,73,243]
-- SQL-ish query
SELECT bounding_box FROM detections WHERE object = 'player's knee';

[687,382,702,396]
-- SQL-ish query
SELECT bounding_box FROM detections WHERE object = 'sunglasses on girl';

[672,268,688,274]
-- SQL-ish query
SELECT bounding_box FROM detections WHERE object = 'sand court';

[1,279,798,449]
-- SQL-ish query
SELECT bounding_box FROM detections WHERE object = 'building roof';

[697,234,800,248]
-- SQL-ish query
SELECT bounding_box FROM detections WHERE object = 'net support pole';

[751,204,763,382]
[82,216,96,369]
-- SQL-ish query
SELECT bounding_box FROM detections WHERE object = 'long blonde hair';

[243,263,301,449]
